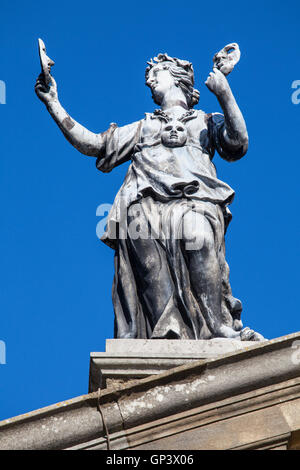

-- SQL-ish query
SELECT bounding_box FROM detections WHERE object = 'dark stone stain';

[63,116,75,131]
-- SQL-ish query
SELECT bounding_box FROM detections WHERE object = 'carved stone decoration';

[161,120,187,148]
[213,43,241,76]
[38,38,55,86]
[35,41,264,342]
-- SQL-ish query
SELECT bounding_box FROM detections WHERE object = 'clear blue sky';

[0,0,299,420]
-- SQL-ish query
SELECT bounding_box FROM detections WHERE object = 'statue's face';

[146,65,175,104]
[213,51,228,71]
[161,120,187,148]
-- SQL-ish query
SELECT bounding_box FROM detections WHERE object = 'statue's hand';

[205,68,231,98]
[35,73,58,105]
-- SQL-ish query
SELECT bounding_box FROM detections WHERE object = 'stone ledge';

[89,338,257,391]
[1,331,300,450]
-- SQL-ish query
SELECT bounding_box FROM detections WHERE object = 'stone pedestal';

[89,338,255,392]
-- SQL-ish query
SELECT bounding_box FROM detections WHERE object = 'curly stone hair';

[145,53,200,108]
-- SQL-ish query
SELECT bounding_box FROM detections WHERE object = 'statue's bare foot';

[217,325,243,339]
[240,327,265,342]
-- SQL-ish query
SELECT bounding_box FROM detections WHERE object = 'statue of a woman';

[35,48,264,341]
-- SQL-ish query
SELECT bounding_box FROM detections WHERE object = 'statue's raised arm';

[205,43,248,160]
[35,39,105,156]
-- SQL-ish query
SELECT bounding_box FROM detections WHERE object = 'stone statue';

[35,41,264,342]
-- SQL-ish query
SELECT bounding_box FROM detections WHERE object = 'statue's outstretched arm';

[35,74,104,156]
[205,68,248,159]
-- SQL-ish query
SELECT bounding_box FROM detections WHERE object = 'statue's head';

[145,53,200,108]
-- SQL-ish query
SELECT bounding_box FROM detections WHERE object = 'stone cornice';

[1,332,300,450]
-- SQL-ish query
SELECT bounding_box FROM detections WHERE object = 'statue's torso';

[131,109,233,202]
[99,109,236,248]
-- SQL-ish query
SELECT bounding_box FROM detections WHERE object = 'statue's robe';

[96,109,245,339]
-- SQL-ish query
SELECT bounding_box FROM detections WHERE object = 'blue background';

[0,0,299,420]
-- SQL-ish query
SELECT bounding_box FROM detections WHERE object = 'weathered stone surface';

[1,332,300,450]
[90,338,257,391]
[105,338,256,354]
